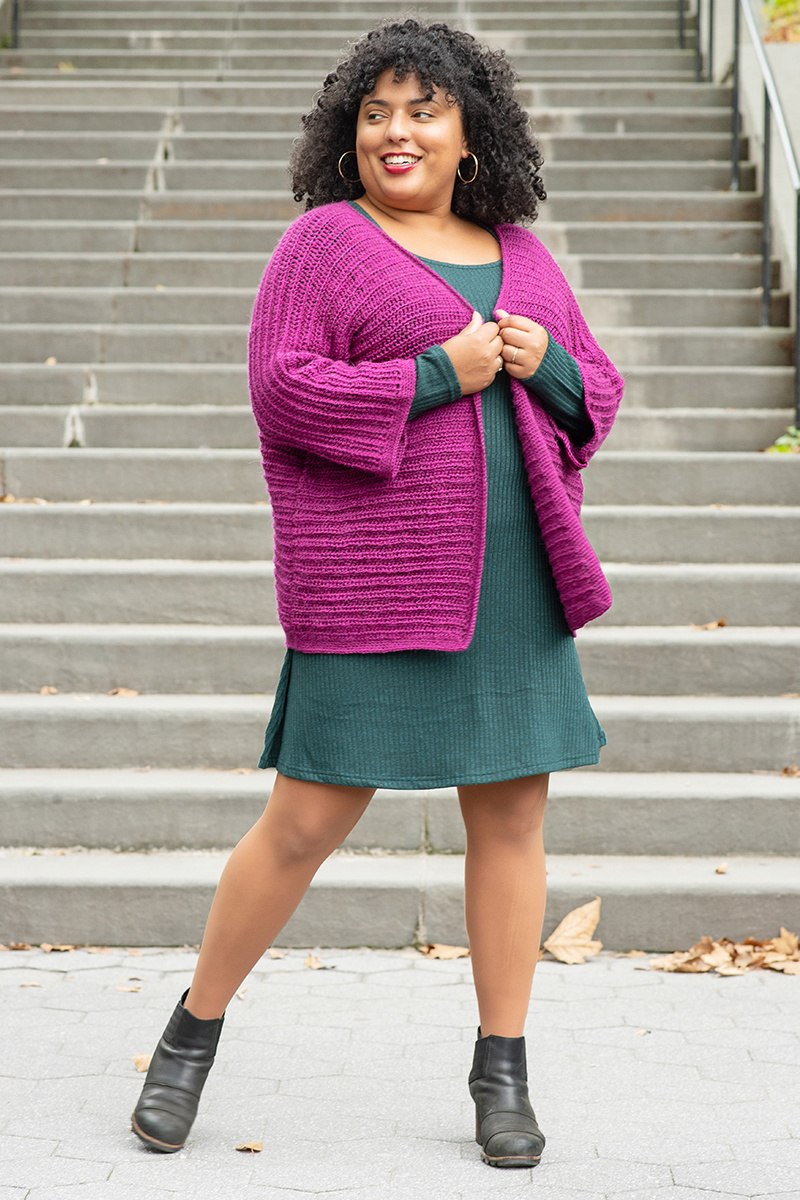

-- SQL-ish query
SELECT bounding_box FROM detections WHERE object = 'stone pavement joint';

[1,947,799,1199]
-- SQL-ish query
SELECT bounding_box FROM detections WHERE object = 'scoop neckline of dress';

[348,200,501,268]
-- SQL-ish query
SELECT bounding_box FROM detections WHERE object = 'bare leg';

[183,773,374,1018]
[457,773,549,1038]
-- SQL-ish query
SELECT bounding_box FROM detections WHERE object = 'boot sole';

[130,1111,186,1153]
[480,1149,542,1168]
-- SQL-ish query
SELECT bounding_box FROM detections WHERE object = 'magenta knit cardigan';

[248,200,624,651]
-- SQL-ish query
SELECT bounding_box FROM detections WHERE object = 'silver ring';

[511,347,518,364]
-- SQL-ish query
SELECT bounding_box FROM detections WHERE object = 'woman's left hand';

[495,310,549,380]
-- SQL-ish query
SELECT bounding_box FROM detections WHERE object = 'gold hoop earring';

[457,152,479,184]
[337,150,360,183]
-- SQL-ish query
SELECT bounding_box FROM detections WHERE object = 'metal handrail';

[682,0,800,426]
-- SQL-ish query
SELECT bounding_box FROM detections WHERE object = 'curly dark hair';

[289,17,546,226]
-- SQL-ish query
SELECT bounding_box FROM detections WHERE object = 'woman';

[131,19,623,1169]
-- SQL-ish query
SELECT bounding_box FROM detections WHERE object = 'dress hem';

[258,743,606,788]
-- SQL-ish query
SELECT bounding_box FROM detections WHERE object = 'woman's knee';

[258,776,374,863]
[459,775,548,844]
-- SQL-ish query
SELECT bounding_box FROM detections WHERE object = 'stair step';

[1,848,798,950]
[0,559,795,628]
[0,692,796,772]
[2,768,796,856]
[1,623,796,696]
[3,501,797,562]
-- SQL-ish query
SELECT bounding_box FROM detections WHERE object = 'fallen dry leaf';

[235,1141,263,1153]
[230,767,255,775]
[236,987,247,1000]
[20,982,43,988]
[419,943,470,960]
[690,618,727,631]
[10,942,32,951]
[127,948,143,956]
[39,943,78,953]
[39,686,59,695]
[715,862,728,874]
[613,949,648,957]
[303,954,335,970]
[0,944,9,951]
[131,1054,152,1072]
[44,355,58,364]
[107,687,139,697]
[86,946,113,954]
[268,948,285,959]
[782,764,799,777]
[635,1029,651,1036]
[542,897,603,964]
[115,984,141,992]
[650,927,800,976]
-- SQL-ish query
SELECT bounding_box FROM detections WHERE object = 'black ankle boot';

[469,1026,545,1168]
[131,988,225,1153]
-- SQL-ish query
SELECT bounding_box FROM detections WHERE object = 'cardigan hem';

[258,745,607,788]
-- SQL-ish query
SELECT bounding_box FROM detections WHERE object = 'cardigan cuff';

[521,337,594,444]
[409,344,463,419]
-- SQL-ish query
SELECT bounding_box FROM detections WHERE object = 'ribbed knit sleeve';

[248,210,419,480]
[409,344,463,419]
[521,337,594,445]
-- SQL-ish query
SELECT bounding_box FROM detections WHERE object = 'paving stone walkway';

[1,946,799,1199]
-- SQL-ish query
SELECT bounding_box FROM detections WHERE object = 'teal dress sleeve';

[520,337,594,444]
[409,344,462,419]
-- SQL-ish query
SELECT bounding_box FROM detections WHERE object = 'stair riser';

[0,193,759,224]
[0,408,792,453]
[3,505,796,561]
[0,254,777,291]
[584,510,800,563]
[0,82,732,108]
[22,14,689,33]
[20,33,692,52]
[0,699,795,771]
[0,221,289,253]
[0,364,245,405]
[2,777,796,857]
[1,162,749,193]
[539,225,762,256]
[602,412,792,452]
[23,0,686,11]
[3,364,791,410]
[0,563,276,624]
[5,449,799,505]
[586,455,800,506]
[2,629,796,696]
[2,562,794,627]
[599,567,800,627]
[0,290,786,329]
[4,868,798,951]
[2,48,697,69]
[0,108,736,136]
[2,327,790,366]
[0,134,739,163]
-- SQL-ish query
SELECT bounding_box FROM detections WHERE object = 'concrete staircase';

[1,0,799,950]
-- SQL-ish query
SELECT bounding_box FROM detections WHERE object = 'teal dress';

[258,217,606,787]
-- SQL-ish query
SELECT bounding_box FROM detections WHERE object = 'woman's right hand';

[440,311,504,395]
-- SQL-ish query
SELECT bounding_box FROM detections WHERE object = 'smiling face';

[355,68,469,215]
